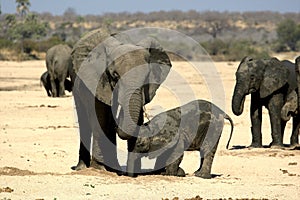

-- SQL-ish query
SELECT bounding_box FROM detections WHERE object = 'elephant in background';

[71,28,172,177]
[281,56,300,147]
[132,100,234,178]
[232,56,297,148]
[46,44,73,97]
[280,89,300,147]
[40,71,72,97]
[296,56,300,113]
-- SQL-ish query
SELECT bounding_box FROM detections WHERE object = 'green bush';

[201,39,228,56]
[201,39,270,61]
[276,19,300,51]
[0,38,13,48]
[35,36,65,52]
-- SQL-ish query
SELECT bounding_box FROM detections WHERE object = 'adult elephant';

[71,28,172,177]
[46,44,73,97]
[232,56,296,148]
[40,71,72,97]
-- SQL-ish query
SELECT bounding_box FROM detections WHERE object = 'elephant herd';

[232,56,299,148]
[40,27,299,178]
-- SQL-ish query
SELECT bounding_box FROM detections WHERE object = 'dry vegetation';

[0,10,299,61]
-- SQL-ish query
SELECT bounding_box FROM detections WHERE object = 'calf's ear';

[134,137,151,153]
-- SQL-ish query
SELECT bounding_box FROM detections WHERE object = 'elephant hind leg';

[195,142,218,179]
[50,77,57,97]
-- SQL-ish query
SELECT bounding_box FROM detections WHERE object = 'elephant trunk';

[281,90,298,121]
[232,83,246,116]
[281,104,292,121]
[117,89,143,140]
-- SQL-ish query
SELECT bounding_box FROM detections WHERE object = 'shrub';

[0,38,13,49]
[201,39,270,61]
[276,19,300,51]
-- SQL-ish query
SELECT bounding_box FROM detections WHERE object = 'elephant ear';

[137,38,172,104]
[75,42,114,106]
[94,37,125,105]
[71,27,111,73]
[260,58,289,99]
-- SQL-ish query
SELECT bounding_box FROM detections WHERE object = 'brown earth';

[0,60,299,200]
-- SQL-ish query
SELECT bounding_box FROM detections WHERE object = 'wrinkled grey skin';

[297,56,300,114]
[281,90,298,121]
[232,56,297,148]
[132,100,234,178]
[46,44,73,97]
[71,28,172,177]
[281,56,300,147]
[40,71,72,97]
[280,89,300,147]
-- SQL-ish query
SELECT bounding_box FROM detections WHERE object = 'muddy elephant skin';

[281,56,300,147]
[232,56,297,148]
[133,99,234,178]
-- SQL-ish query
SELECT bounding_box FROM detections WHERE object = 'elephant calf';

[281,89,300,147]
[281,56,300,147]
[40,71,72,97]
[132,99,234,178]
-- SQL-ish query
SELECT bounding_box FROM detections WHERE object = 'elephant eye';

[112,71,120,80]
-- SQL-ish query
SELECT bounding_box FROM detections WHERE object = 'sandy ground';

[0,59,299,200]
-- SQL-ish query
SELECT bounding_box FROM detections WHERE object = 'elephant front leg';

[162,136,185,177]
[164,155,185,177]
[127,137,141,177]
[268,94,284,148]
[72,92,91,170]
[92,100,122,173]
[291,116,300,147]
[250,92,263,148]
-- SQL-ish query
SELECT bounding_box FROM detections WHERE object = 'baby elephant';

[40,71,72,97]
[133,99,233,178]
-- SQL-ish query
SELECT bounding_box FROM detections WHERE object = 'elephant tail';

[224,114,234,149]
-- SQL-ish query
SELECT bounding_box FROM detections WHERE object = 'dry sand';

[0,60,299,200]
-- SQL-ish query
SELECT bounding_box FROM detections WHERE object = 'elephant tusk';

[116,105,121,119]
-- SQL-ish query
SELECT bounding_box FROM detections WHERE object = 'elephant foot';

[105,165,127,176]
[269,141,284,149]
[270,144,285,149]
[90,159,106,171]
[194,170,212,179]
[248,142,263,148]
[162,168,186,177]
[290,138,299,147]
[90,158,126,176]
[177,167,186,177]
[71,160,87,171]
